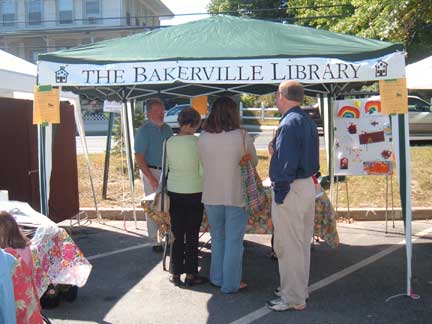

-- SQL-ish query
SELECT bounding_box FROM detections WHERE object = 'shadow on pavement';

[42,221,432,324]
[44,223,162,324]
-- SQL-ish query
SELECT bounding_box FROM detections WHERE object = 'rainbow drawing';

[337,106,360,118]
[365,100,381,114]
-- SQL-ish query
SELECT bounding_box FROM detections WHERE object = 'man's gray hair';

[146,98,164,112]
[280,81,304,103]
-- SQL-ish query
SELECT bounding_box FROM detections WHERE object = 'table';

[143,191,340,248]
[1,201,92,297]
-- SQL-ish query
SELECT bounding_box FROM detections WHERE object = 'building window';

[84,0,101,24]
[27,0,42,26]
[1,0,16,27]
[31,51,41,63]
[58,0,73,24]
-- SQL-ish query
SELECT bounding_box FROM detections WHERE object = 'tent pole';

[102,112,114,199]
[122,98,137,228]
[72,95,102,222]
[398,113,413,297]
[326,93,335,204]
[38,124,48,215]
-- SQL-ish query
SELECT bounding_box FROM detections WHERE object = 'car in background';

[164,104,207,131]
[408,95,432,135]
[302,104,323,134]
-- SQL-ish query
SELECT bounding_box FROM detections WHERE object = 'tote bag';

[239,129,269,216]
[153,139,169,213]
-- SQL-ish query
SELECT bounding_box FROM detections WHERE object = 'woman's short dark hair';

[202,96,240,133]
[0,211,29,249]
[178,107,201,127]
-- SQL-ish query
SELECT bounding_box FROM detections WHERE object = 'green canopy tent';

[37,15,413,296]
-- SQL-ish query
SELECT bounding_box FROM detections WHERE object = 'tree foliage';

[208,0,432,62]
[208,0,291,20]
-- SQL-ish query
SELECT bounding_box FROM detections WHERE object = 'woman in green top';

[166,107,208,286]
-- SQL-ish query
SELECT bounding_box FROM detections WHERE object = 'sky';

[160,0,211,26]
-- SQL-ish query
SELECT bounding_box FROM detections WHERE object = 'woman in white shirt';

[198,97,257,293]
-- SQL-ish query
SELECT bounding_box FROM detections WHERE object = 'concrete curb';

[79,207,432,221]
[242,124,277,131]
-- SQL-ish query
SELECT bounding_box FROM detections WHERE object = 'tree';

[289,0,432,62]
[207,0,432,62]
[208,0,292,21]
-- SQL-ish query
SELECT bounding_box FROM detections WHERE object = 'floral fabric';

[30,225,92,297]
[143,188,339,247]
[314,192,340,248]
[6,248,43,324]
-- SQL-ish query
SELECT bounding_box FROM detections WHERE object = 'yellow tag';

[33,86,60,124]
[379,78,408,115]
[191,96,208,115]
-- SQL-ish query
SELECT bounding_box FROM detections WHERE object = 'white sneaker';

[274,287,281,297]
[267,298,306,312]
[267,297,283,306]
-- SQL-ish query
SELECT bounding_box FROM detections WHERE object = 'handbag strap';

[241,128,248,155]
[159,139,168,211]
[161,139,168,190]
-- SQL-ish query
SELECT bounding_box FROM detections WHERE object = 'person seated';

[0,248,17,324]
[0,211,43,324]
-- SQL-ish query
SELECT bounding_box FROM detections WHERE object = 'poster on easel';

[334,97,394,176]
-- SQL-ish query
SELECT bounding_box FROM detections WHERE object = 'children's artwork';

[334,98,394,176]
[364,100,381,114]
[381,150,392,159]
[363,161,393,175]
[347,123,357,134]
[337,105,360,118]
[358,131,385,144]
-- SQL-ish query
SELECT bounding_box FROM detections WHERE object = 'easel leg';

[385,176,389,234]
[345,179,350,218]
[391,175,395,228]
[335,178,339,214]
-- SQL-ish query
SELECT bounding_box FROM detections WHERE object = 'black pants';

[168,191,204,275]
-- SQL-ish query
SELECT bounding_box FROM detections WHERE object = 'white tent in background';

[406,56,432,90]
[0,50,37,98]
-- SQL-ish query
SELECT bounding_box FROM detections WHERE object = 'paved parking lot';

[44,219,432,324]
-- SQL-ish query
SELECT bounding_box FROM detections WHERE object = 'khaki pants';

[271,177,315,305]
[141,169,162,243]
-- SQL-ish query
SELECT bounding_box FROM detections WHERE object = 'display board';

[334,98,394,176]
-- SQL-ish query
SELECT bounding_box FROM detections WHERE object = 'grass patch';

[78,147,432,208]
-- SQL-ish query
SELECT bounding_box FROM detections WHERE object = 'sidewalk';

[242,124,278,132]
[79,207,432,222]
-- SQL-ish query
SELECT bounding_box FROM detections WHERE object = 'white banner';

[38,52,405,87]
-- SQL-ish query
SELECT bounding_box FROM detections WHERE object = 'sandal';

[239,281,248,290]
[185,275,209,286]
[169,275,182,286]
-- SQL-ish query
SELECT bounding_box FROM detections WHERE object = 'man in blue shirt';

[135,98,173,252]
[267,81,319,312]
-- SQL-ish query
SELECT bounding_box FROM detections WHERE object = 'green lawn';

[78,146,432,208]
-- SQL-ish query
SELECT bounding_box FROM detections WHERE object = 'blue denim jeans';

[204,205,248,293]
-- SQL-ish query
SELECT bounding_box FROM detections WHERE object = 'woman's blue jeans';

[204,205,248,293]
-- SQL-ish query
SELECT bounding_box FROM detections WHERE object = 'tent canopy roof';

[39,15,403,64]
[1,49,37,76]
[0,49,36,98]
[37,15,405,100]
[406,56,432,90]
